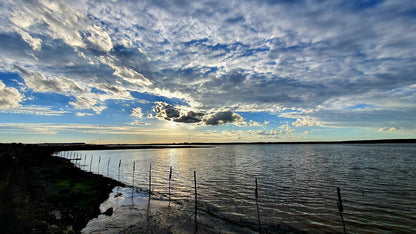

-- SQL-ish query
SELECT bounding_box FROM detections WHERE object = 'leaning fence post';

[169,166,172,206]
[132,161,135,195]
[107,158,110,176]
[255,178,261,233]
[194,171,198,225]
[149,164,152,197]
[337,187,346,234]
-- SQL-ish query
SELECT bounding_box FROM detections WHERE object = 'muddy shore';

[0,143,123,233]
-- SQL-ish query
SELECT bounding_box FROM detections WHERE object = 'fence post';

[98,156,101,174]
[107,158,110,176]
[255,178,261,233]
[169,166,172,206]
[118,159,121,181]
[89,155,93,172]
[149,164,152,197]
[132,161,135,195]
[194,171,198,225]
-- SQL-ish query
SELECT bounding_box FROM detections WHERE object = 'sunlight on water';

[56,144,416,233]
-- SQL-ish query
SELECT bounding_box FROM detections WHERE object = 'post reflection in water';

[57,144,416,233]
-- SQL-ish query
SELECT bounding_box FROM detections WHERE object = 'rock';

[114,192,123,198]
[49,224,58,232]
[65,225,74,234]
[51,210,62,220]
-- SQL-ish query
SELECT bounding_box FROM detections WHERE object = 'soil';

[0,143,123,233]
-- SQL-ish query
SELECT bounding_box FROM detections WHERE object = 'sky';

[0,0,415,144]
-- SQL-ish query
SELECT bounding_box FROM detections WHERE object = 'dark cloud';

[153,102,246,126]
[175,111,205,123]
[153,102,180,120]
[203,110,245,126]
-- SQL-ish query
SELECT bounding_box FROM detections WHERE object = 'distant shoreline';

[6,138,414,149]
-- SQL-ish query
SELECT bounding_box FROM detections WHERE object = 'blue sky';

[0,0,415,143]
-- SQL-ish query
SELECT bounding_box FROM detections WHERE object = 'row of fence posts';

[56,151,347,233]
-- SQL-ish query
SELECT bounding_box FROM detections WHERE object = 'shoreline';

[1,143,305,233]
[0,144,124,233]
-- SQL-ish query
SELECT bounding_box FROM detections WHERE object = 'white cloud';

[131,107,143,118]
[15,66,83,93]
[16,28,42,51]
[292,116,315,127]
[0,0,415,137]
[76,112,93,117]
[69,95,107,114]
[252,124,295,137]
[98,55,152,86]
[301,131,310,136]
[378,127,398,132]
[84,25,113,52]
[248,120,268,126]
[0,80,24,109]
[0,105,68,116]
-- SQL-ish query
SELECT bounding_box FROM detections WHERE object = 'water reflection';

[59,144,416,233]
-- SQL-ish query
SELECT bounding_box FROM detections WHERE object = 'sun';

[169,119,179,127]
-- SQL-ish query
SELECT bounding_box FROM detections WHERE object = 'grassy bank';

[0,144,123,233]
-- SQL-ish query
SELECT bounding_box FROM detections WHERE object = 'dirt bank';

[0,144,123,233]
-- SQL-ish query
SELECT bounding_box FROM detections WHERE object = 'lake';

[57,144,416,233]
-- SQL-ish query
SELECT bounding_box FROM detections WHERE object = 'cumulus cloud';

[248,120,268,126]
[153,102,181,120]
[131,107,144,118]
[0,0,415,137]
[253,124,295,137]
[292,116,315,127]
[153,102,246,126]
[15,66,83,93]
[98,55,152,86]
[203,110,245,126]
[15,28,42,51]
[84,25,113,52]
[0,80,23,109]
[76,112,93,117]
[301,131,310,136]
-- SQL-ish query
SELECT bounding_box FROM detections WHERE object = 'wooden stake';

[194,171,198,225]
[118,159,121,181]
[169,166,172,206]
[132,161,135,195]
[107,158,110,176]
[149,164,152,197]
[89,155,93,172]
[337,187,346,234]
[255,178,261,233]
[98,156,101,174]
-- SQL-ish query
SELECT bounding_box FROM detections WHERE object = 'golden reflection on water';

[59,144,416,233]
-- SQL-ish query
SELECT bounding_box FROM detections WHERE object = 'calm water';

[57,144,416,233]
